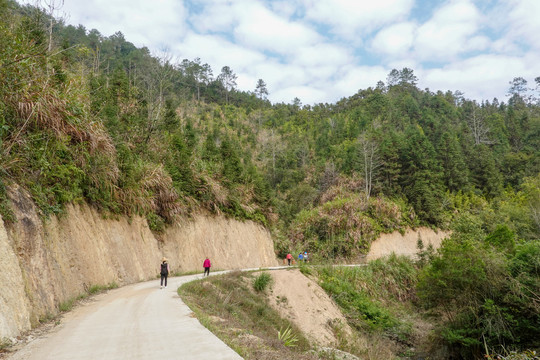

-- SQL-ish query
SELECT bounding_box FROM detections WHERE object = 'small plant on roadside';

[88,282,118,295]
[485,349,539,360]
[278,326,299,347]
[253,272,272,292]
[299,263,312,275]
[59,298,76,312]
[0,337,13,351]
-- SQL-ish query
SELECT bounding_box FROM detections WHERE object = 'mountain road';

[6,272,247,360]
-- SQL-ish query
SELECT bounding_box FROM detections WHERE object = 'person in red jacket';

[203,257,211,276]
[286,253,292,266]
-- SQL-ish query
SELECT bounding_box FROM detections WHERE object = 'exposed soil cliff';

[0,185,278,340]
[366,227,450,261]
[267,269,352,347]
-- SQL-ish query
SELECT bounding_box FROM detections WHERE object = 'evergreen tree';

[399,125,444,223]
[438,131,469,192]
[468,144,502,197]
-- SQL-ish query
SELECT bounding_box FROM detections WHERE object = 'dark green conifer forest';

[0,0,538,357]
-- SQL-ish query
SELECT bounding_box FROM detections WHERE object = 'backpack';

[160,262,168,275]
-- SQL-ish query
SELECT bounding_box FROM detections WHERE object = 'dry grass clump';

[319,173,364,204]
[5,73,117,167]
[138,163,183,221]
[11,77,109,148]
[369,197,402,229]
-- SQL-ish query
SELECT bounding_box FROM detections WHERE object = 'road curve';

[7,272,245,360]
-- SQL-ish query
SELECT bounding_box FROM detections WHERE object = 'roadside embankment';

[0,184,278,340]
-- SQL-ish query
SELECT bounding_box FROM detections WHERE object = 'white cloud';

[371,22,416,57]
[172,32,267,74]
[233,2,321,54]
[332,65,388,96]
[268,0,299,18]
[189,1,237,34]
[414,0,485,60]
[422,54,538,101]
[291,43,354,67]
[505,0,540,50]
[62,0,187,48]
[272,85,328,104]
[302,0,414,37]
[19,0,539,105]
[491,38,521,54]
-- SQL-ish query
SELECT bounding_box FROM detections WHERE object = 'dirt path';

[5,274,243,360]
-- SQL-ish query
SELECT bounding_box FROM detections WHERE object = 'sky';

[39,0,540,105]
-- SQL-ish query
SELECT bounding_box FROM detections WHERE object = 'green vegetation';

[417,214,540,358]
[58,282,118,313]
[179,271,318,359]
[253,272,272,292]
[87,282,118,295]
[0,1,538,356]
[317,231,539,359]
[277,326,299,347]
[0,337,13,351]
[317,256,418,341]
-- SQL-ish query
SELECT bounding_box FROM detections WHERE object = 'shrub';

[253,272,272,292]
[418,233,540,358]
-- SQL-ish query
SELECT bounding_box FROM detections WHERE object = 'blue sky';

[42,0,540,104]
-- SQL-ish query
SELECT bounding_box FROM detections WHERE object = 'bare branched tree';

[41,0,65,52]
[466,102,493,145]
[139,51,176,142]
[319,162,338,194]
[358,132,380,200]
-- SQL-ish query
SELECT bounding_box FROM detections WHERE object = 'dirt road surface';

[6,273,243,360]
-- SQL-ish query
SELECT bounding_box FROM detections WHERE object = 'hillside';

[1,0,539,357]
[0,185,277,341]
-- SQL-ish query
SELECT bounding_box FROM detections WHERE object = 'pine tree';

[399,125,444,223]
[438,131,469,192]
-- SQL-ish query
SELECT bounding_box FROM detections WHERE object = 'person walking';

[160,257,170,289]
[298,252,304,263]
[286,253,292,266]
[203,257,211,276]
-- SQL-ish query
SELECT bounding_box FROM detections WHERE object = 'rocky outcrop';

[0,185,278,339]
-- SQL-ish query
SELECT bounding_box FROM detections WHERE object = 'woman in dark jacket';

[160,257,170,288]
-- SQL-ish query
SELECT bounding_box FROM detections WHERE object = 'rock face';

[0,185,278,339]
[366,227,450,261]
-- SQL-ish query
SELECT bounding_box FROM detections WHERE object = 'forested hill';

[1,1,540,356]
[1,0,539,249]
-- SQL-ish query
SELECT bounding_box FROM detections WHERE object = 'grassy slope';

[179,258,442,360]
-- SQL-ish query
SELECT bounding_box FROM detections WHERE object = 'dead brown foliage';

[140,164,183,221]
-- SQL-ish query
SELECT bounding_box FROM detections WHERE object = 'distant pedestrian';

[304,251,308,262]
[160,257,170,289]
[286,253,292,266]
[298,252,304,263]
[203,257,211,276]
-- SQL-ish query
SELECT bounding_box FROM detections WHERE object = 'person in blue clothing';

[298,252,303,263]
